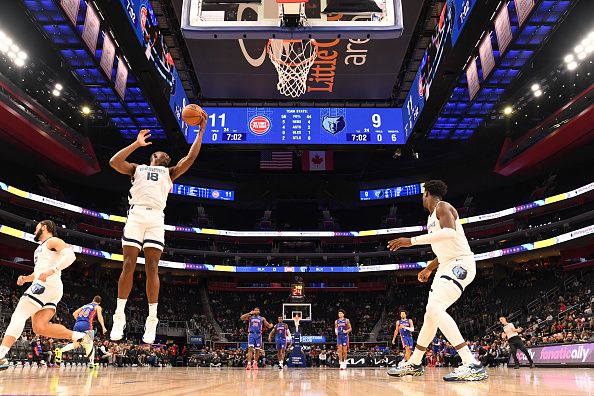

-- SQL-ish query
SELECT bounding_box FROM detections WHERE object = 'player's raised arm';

[109,130,151,176]
[38,238,76,281]
[169,112,208,181]
[97,306,107,334]
[240,311,254,321]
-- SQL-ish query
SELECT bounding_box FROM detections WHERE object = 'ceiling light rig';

[0,29,27,67]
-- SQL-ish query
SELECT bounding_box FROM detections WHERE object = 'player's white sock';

[61,343,77,352]
[409,349,425,365]
[0,345,10,359]
[457,346,479,366]
[72,331,86,341]
[148,303,158,318]
[115,298,127,315]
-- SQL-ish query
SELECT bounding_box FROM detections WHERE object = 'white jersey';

[128,165,172,211]
[427,201,473,264]
[503,323,519,338]
[33,237,61,283]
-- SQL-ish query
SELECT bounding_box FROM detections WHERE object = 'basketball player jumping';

[0,220,93,370]
[335,309,352,370]
[109,112,207,344]
[499,315,535,369]
[241,308,273,370]
[387,180,488,381]
[268,316,292,369]
[57,295,107,368]
[392,310,414,366]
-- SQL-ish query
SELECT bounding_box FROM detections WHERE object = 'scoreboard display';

[171,183,235,201]
[360,183,424,201]
[185,107,407,145]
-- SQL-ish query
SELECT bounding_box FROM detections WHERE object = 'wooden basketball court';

[0,366,592,395]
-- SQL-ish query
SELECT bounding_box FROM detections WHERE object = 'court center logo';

[249,115,271,135]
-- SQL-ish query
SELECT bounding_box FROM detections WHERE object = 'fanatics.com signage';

[513,343,594,366]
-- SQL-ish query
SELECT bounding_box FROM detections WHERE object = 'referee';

[499,316,535,369]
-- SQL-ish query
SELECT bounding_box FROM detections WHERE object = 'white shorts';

[23,280,63,311]
[432,256,476,297]
[122,206,166,251]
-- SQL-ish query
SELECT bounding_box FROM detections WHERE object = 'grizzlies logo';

[322,116,346,134]
[31,283,46,295]
[452,266,467,280]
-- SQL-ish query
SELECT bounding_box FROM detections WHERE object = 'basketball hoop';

[267,39,318,98]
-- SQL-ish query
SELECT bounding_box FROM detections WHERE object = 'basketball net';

[267,39,318,98]
[293,314,301,333]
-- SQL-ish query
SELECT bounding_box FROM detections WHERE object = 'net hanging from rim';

[267,39,318,98]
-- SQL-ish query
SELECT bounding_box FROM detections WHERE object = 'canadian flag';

[302,150,334,171]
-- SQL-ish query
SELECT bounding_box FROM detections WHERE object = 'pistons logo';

[211,190,220,199]
[249,116,271,135]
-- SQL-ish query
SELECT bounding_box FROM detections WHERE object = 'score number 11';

[208,113,226,127]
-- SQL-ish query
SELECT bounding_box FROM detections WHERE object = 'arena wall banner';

[512,343,594,367]
[1,180,594,237]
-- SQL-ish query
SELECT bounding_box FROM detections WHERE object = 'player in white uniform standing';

[109,111,207,344]
[0,220,93,370]
[386,180,488,381]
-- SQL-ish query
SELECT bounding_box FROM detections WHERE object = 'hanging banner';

[115,57,128,100]
[514,0,535,27]
[100,33,116,80]
[466,57,480,101]
[479,32,495,79]
[82,4,101,54]
[60,0,80,26]
[495,3,513,55]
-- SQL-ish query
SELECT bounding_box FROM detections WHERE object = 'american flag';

[260,151,293,170]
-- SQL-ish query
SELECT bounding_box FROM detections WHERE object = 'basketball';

[182,104,205,126]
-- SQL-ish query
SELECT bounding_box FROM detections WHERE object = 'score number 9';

[372,114,381,128]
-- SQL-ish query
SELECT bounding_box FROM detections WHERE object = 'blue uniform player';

[59,296,106,369]
[268,316,292,370]
[240,307,273,370]
[392,310,415,366]
[335,309,352,370]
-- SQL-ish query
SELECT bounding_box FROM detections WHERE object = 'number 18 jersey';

[129,165,172,211]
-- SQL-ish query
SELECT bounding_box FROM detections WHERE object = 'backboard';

[282,303,312,322]
[181,0,403,39]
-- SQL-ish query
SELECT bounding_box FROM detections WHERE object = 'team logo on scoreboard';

[211,190,220,199]
[322,116,346,135]
[249,115,271,135]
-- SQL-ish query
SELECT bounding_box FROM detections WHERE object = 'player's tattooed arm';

[345,319,352,334]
